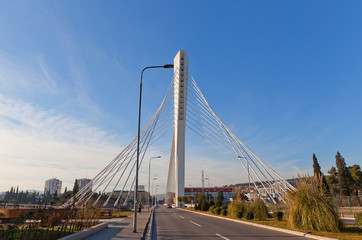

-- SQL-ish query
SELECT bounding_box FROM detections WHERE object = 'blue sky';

[0,1,361,192]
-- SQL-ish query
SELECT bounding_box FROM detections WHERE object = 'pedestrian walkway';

[85,211,151,240]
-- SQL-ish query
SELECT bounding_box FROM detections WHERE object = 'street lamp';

[152,177,158,206]
[148,156,161,211]
[133,64,174,233]
[205,176,210,201]
[238,156,251,199]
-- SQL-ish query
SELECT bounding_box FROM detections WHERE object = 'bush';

[209,200,215,207]
[221,209,228,216]
[245,211,254,220]
[251,200,269,220]
[356,212,362,229]
[213,207,221,215]
[200,200,210,211]
[221,205,228,210]
[236,211,243,218]
[194,204,198,210]
[215,200,222,208]
[286,178,342,232]
[209,205,216,213]
[227,200,245,218]
[273,211,284,221]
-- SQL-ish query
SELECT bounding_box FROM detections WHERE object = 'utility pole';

[202,170,204,198]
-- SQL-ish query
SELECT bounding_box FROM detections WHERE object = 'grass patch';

[112,211,133,218]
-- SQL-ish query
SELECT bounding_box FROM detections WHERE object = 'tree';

[335,152,354,196]
[327,167,338,185]
[217,190,224,202]
[312,154,329,193]
[348,164,362,195]
[72,179,79,196]
[349,164,362,186]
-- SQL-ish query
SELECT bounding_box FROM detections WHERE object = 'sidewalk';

[85,211,151,240]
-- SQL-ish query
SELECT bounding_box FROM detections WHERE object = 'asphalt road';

[156,206,313,240]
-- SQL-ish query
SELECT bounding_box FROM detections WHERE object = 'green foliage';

[251,200,269,220]
[227,200,247,218]
[194,204,199,210]
[217,191,224,202]
[221,209,228,216]
[208,200,215,207]
[327,166,338,185]
[313,154,329,193]
[336,152,354,196]
[200,200,210,211]
[286,177,342,232]
[209,205,216,213]
[215,200,222,208]
[349,164,362,193]
[221,205,228,210]
[72,179,79,197]
[355,212,362,229]
[273,211,284,221]
[244,211,254,220]
[213,207,221,215]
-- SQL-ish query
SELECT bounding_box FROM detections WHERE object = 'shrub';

[221,209,228,216]
[227,200,245,218]
[213,207,221,215]
[251,200,269,220]
[273,211,284,221]
[209,205,216,214]
[215,200,222,208]
[286,176,342,232]
[200,200,210,211]
[236,211,243,218]
[194,204,198,210]
[209,200,215,207]
[221,205,228,210]
[356,212,362,229]
[245,211,254,220]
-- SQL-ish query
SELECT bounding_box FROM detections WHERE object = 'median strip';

[189,220,202,227]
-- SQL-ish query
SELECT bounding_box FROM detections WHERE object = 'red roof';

[185,187,233,193]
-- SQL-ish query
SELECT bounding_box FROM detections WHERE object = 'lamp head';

[163,64,174,68]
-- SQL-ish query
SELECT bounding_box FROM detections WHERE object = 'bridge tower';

[166,50,189,207]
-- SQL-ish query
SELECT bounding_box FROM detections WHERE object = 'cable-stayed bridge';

[63,50,295,208]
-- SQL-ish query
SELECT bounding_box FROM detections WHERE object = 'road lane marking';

[215,233,230,240]
[189,220,202,227]
[179,215,185,219]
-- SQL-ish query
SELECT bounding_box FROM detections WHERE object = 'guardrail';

[140,207,157,240]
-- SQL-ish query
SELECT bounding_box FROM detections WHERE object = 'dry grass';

[286,175,342,232]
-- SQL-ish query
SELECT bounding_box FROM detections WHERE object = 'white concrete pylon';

[171,50,188,207]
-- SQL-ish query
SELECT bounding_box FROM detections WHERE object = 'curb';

[58,222,108,240]
[178,208,337,240]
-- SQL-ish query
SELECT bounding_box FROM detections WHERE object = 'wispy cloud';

[0,52,58,95]
[0,94,124,191]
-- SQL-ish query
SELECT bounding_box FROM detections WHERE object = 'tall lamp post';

[205,176,210,201]
[148,156,161,211]
[133,64,173,233]
[238,156,251,199]
[152,177,158,206]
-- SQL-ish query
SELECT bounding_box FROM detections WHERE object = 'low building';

[77,178,92,191]
[184,187,234,201]
[44,178,62,196]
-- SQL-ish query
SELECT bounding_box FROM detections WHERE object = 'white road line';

[215,233,230,240]
[179,215,185,219]
[189,220,202,227]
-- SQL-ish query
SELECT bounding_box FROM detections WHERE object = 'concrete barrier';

[58,222,108,240]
